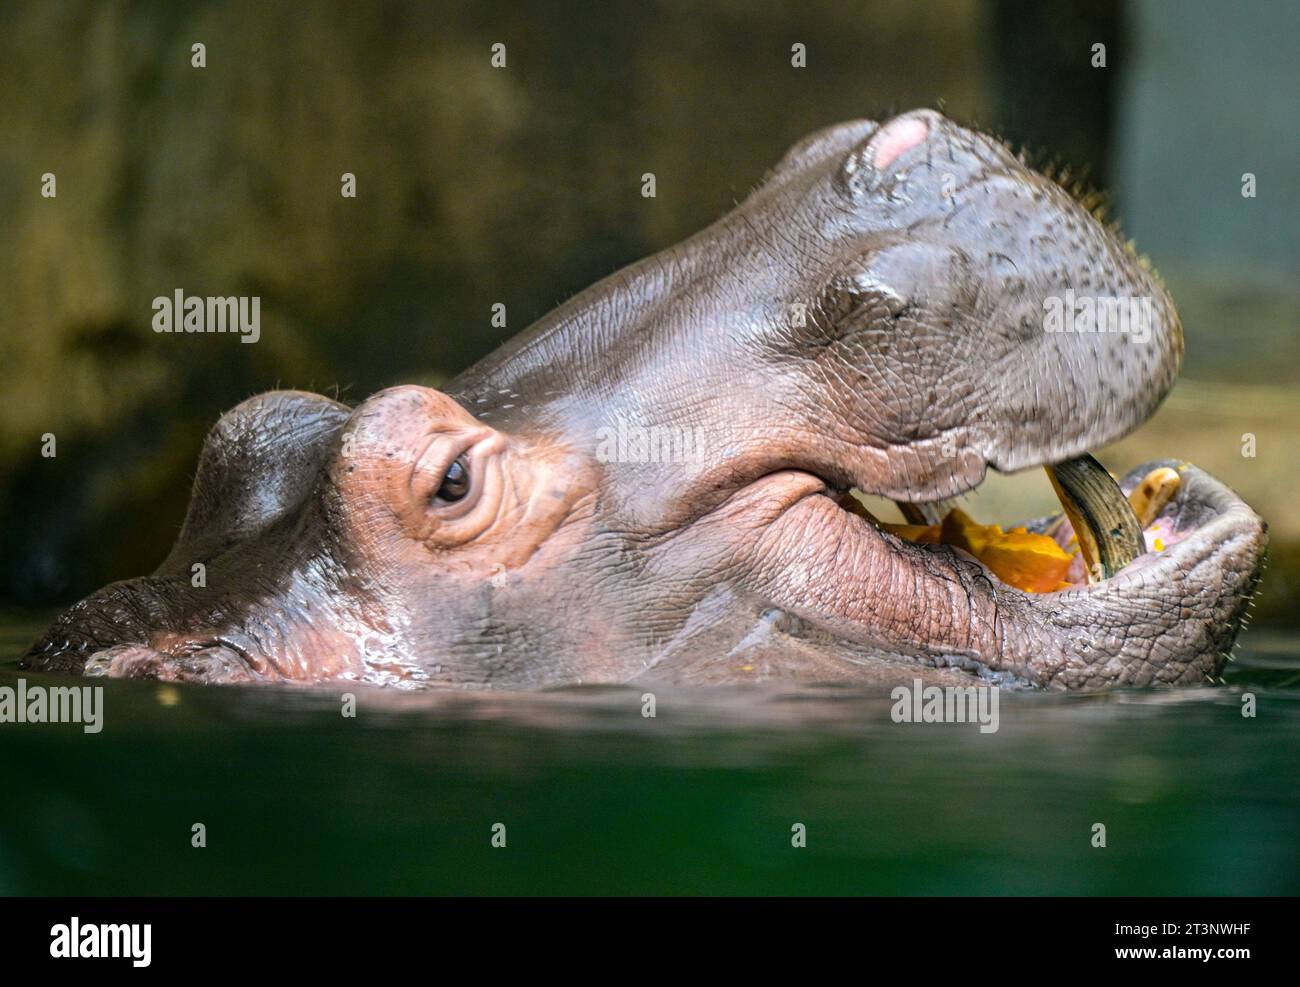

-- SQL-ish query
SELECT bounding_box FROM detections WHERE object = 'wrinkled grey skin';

[23,110,1266,690]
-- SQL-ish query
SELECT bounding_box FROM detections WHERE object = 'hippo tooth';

[1045,454,1147,583]
[1128,466,1181,528]
[894,498,958,526]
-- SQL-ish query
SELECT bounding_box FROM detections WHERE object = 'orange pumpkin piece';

[870,503,1073,593]
[938,508,1073,593]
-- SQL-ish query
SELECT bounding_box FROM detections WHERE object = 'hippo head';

[24,110,1266,689]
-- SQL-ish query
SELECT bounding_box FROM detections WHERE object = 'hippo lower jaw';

[744,456,1264,689]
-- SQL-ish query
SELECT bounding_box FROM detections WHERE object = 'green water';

[1,616,1296,895]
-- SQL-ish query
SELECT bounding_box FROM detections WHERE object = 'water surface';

[1,615,1296,895]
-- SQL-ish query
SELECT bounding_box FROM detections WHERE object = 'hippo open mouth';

[21,110,1267,690]
[759,455,1264,688]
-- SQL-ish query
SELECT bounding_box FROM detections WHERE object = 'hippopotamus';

[22,110,1266,690]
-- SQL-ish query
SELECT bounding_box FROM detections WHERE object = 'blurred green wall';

[2,0,1295,624]
[0,0,995,601]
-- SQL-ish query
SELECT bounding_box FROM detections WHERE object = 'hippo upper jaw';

[442,109,1261,688]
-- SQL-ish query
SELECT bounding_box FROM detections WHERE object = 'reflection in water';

[0,616,1297,895]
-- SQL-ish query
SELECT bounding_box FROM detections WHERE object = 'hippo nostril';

[83,652,114,677]
[868,112,933,169]
[82,643,166,677]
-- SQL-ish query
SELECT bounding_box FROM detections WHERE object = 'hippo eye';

[434,456,470,503]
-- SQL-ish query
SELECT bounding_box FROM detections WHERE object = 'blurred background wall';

[1,0,1296,624]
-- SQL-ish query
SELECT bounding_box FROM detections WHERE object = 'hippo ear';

[768,119,879,181]
[160,390,350,566]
